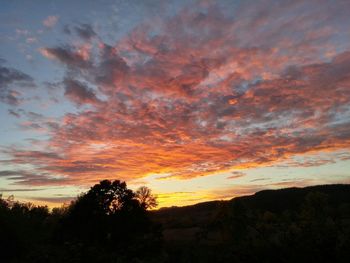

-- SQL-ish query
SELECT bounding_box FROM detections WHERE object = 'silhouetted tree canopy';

[68,179,138,217]
[55,179,161,259]
[136,186,158,210]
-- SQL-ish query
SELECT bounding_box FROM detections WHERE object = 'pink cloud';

[43,15,59,28]
[2,0,350,187]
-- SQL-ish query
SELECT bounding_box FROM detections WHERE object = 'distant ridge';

[239,184,350,212]
[151,184,350,228]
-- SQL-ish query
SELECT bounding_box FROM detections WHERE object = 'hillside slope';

[150,184,350,240]
[149,184,350,262]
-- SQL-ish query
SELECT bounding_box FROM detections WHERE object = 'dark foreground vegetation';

[1,182,350,262]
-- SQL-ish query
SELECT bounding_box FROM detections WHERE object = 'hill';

[149,184,350,262]
[151,184,350,229]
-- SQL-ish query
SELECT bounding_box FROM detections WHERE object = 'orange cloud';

[2,1,350,187]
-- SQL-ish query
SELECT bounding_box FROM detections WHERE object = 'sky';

[0,0,350,208]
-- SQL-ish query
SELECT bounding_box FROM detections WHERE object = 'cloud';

[43,15,59,28]
[26,37,37,44]
[7,109,60,134]
[63,78,100,106]
[63,23,96,41]
[0,169,71,186]
[39,45,91,68]
[5,0,350,186]
[8,109,21,118]
[0,60,34,105]
[0,188,46,192]
[31,196,74,204]
[227,171,246,180]
[15,29,29,36]
[73,23,96,40]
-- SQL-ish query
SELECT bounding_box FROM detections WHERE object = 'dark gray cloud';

[63,23,96,40]
[40,45,91,68]
[0,169,70,186]
[74,23,96,40]
[63,78,100,105]
[8,109,21,118]
[0,60,34,105]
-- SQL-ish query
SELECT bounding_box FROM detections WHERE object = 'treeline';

[1,183,350,262]
[0,180,162,263]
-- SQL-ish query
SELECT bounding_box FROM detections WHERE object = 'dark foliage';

[56,180,161,258]
[153,184,350,263]
[1,184,350,262]
[0,181,161,263]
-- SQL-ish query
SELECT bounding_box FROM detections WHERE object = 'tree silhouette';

[71,179,138,216]
[0,194,8,209]
[56,179,161,259]
[136,186,158,210]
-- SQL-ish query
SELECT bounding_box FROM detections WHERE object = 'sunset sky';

[0,0,349,208]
